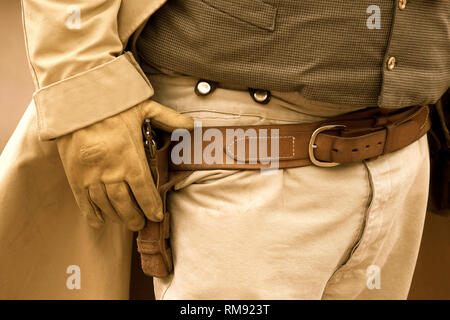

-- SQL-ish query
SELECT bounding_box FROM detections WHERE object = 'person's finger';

[104,182,146,231]
[88,183,121,223]
[140,100,194,132]
[127,176,163,222]
[77,190,104,229]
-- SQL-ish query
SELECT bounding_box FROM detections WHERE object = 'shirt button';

[250,88,271,104]
[398,0,407,10]
[387,57,396,71]
[195,80,216,96]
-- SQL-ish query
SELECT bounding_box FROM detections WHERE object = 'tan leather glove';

[56,100,193,231]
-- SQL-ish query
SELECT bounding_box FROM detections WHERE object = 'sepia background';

[1,1,448,299]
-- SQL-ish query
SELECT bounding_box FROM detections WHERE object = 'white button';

[196,81,212,95]
[398,0,407,10]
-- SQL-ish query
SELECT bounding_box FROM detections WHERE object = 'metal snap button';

[249,88,271,104]
[195,80,216,96]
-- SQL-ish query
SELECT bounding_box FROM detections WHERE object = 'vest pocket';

[201,0,277,31]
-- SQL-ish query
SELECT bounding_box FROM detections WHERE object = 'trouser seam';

[321,160,376,296]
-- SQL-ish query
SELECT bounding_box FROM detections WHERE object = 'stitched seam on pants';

[178,109,320,124]
[322,154,396,299]
[321,161,375,293]
[346,157,392,267]
[158,274,174,300]
[345,161,375,264]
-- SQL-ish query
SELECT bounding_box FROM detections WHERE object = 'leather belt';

[168,105,431,170]
[137,104,431,278]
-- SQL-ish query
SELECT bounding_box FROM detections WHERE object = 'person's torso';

[137,0,450,108]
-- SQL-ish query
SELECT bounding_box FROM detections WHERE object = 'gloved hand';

[56,100,194,231]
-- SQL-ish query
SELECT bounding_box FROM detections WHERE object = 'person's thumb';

[140,100,194,132]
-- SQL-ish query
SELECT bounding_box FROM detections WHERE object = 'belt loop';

[382,122,396,154]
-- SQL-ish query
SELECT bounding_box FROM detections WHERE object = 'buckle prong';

[309,124,347,167]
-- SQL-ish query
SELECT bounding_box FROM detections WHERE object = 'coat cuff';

[33,52,153,140]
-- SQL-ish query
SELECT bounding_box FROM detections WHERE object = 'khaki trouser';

[148,73,430,299]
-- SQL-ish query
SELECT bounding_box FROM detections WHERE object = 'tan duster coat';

[0,0,169,299]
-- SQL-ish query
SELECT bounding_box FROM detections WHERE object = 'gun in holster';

[136,119,192,277]
[428,89,450,217]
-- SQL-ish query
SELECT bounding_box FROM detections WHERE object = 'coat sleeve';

[21,0,154,140]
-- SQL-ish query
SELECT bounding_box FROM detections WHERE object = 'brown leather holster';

[136,127,192,277]
[137,104,434,278]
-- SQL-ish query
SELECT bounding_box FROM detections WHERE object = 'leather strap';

[137,105,431,278]
[137,133,192,277]
[169,105,431,170]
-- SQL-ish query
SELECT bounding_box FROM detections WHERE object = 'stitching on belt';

[225,135,295,161]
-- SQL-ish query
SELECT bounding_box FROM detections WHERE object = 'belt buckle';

[308,124,347,167]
